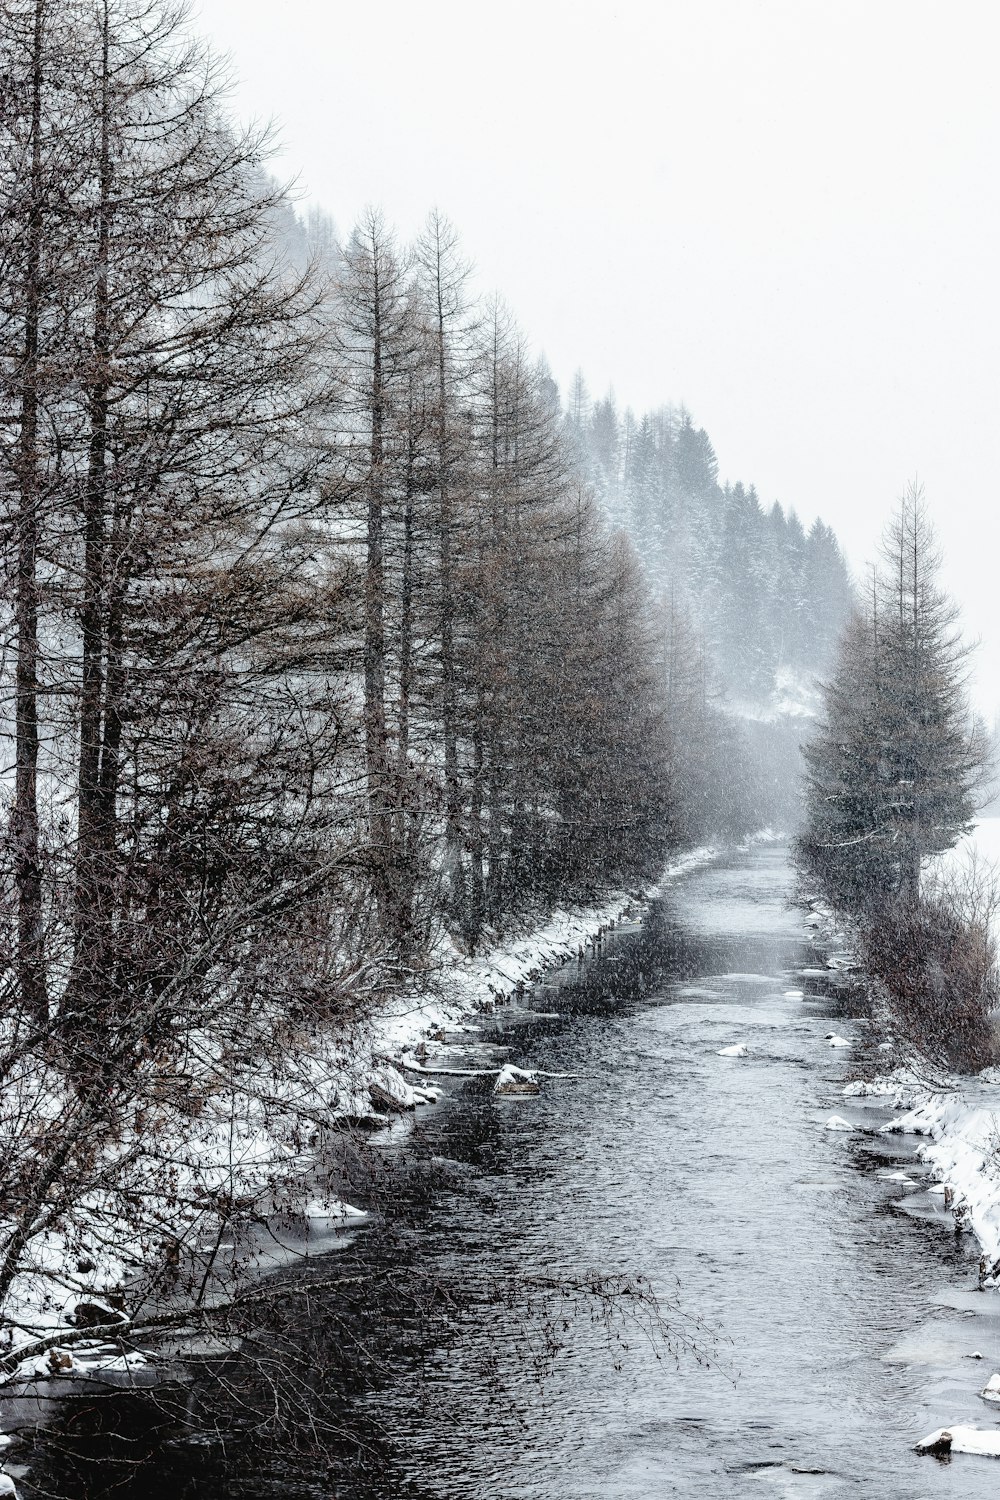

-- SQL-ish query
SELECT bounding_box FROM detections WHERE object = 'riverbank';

[351,842,721,1113]
[12,837,1000,1499]
[845,1068,1000,1284]
[812,921,1000,1286]
[313,838,1000,1497]
[824,818,1000,1287]
[0,842,722,1391]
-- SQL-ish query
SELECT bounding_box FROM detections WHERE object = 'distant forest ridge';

[563,381,855,708]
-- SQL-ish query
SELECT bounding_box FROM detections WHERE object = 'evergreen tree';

[799,487,987,912]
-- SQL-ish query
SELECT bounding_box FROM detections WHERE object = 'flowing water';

[13,842,1000,1497]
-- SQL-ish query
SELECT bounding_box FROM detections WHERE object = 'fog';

[194,0,1000,710]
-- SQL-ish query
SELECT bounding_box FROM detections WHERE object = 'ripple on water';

[360,845,1000,1500]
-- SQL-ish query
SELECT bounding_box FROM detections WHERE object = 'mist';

[197,0,1000,712]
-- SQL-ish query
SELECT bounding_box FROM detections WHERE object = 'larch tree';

[1,0,345,1053]
[414,210,473,926]
[0,0,93,1022]
[337,209,419,943]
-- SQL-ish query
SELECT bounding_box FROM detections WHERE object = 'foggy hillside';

[565,387,854,710]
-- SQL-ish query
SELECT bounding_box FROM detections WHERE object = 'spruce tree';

[799,486,986,912]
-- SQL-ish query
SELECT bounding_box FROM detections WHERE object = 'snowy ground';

[886,1084,1000,1273]
[729,665,823,723]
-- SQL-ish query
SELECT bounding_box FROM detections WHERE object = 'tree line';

[566,389,854,703]
[0,0,813,1073]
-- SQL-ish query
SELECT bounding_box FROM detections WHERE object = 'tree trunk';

[13,0,48,1024]
[429,234,464,929]
[362,245,399,939]
[71,0,113,1014]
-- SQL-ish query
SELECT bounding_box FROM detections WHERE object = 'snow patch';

[882,1091,1000,1268]
[843,1066,927,1104]
[917,1426,1000,1457]
[494,1064,540,1096]
[303,1198,367,1225]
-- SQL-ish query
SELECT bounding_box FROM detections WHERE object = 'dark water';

[12,842,1000,1497]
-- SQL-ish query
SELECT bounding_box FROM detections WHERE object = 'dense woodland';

[0,0,856,1034]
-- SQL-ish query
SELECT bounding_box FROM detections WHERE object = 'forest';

[565,386,854,705]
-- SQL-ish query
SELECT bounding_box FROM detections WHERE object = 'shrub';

[860,857,1000,1073]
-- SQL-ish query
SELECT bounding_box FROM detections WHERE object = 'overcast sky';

[195,0,1000,711]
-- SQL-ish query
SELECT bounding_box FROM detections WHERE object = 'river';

[14,841,1000,1498]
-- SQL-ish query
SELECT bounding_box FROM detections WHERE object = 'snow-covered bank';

[0,842,720,1393]
[834,816,1000,1281]
[879,1079,1000,1281]
[366,842,719,1075]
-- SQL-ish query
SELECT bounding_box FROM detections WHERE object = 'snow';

[981,1373,1000,1404]
[843,1066,928,1104]
[493,1064,540,1096]
[370,844,717,1071]
[830,815,1000,1283]
[717,1044,748,1057]
[882,1089,1000,1272]
[0,1476,16,1498]
[303,1198,367,1224]
[367,1062,417,1111]
[79,1351,149,1374]
[729,667,823,723]
[824,1115,855,1131]
[916,1425,1000,1457]
[826,1034,852,1048]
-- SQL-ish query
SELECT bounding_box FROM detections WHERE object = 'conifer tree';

[799,486,986,912]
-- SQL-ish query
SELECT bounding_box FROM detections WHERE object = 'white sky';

[195,0,1000,711]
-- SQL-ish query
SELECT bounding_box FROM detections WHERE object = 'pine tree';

[874,488,985,898]
[799,486,986,912]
